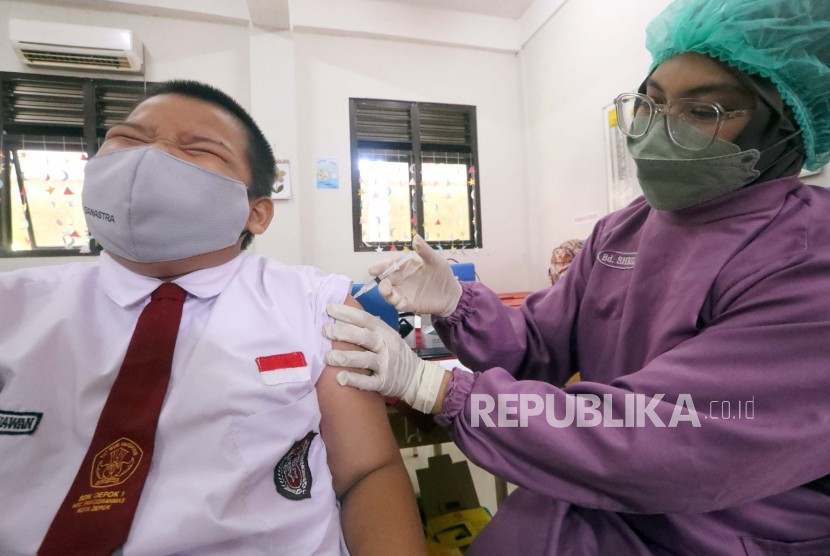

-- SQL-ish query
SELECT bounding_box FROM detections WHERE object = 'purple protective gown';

[433,176,830,555]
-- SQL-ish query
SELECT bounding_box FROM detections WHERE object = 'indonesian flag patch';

[256,352,308,385]
[274,431,317,500]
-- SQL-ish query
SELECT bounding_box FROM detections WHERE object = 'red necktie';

[39,283,187,556]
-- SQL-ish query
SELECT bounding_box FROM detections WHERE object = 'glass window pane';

[12,150,90,251]
[9,163,31,252]
[358,151,413,245]
[421,153,471,243]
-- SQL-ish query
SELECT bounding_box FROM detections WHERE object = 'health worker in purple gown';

[325,0,830,554]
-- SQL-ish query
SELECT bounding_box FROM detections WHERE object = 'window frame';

[0,71,149,258]
[349,98,482,252]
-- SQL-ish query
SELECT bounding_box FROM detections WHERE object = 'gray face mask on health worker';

[82,146,251,263]
[628,116,761,211]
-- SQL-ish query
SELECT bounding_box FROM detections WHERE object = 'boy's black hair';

[140,80,275,250]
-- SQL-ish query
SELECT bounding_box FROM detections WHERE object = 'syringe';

[353,253,417,299]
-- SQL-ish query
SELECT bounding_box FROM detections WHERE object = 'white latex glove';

[323,303,447,413]
[369,235,463,318]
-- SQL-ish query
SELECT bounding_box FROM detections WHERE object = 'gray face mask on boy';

[82,147,251,263]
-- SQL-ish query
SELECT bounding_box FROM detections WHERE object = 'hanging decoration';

[271,160,292,200]
[316,158,339,189]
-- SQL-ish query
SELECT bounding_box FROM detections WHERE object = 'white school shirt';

[0,252,352,556]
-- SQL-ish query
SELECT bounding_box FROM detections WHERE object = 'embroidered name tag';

[0,409,43,435]
[597,251,637,270]
[255,352,309,385]
[274,431,316,500]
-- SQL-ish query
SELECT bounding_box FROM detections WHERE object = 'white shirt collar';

[99,251,244,308]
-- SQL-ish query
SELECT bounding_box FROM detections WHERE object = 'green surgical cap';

[646,0,830,171]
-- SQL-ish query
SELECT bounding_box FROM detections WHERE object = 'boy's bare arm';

[317,295,426,556]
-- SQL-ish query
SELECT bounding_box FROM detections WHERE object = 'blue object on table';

[351,283,400,331]
[450,263,476,282]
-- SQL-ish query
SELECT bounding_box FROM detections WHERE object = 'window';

[0,72,149,257]
[349,99,482,252]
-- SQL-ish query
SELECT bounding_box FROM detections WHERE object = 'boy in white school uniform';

[0,81,426,556]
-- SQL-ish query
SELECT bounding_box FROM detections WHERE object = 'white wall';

[0,0,251,273]
[248,29,304,266]
[0,1,250,98]
[289,0,521,53]
[518,0,674,290]
[0,1,531,292]
[284,32,530,292]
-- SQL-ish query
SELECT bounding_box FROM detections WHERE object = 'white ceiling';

[372,0,537,20]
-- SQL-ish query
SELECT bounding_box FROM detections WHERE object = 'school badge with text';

[90,437,143,488]
[274,431,316,500]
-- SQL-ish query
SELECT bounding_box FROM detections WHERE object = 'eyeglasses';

[614,93,754,151]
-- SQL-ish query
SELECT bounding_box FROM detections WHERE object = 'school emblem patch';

[274,431,316,500]
[90,437,143,488]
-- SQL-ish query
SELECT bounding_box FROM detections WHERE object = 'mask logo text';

[84,206,115,223]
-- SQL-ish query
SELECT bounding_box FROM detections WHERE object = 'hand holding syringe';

[354,253,417,299]
[352,236,463,317]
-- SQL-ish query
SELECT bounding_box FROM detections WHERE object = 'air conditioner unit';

[9,19,143,74]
